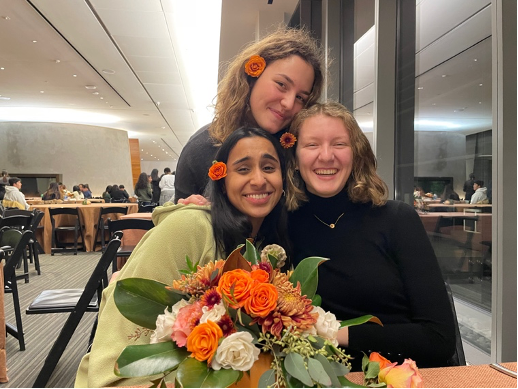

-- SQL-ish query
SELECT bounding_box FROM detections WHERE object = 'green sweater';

[75,203,218,388]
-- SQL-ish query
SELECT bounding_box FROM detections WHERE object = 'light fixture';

[473,59,478,62]
[441,75,447,78]
[0,67,4,70]
[479,84,483,87]
[102,69,116,74]
[73,74,77,77]
[417,87,424,90]
[85,85,97,89]
[55,59,60,63]
[32,40,37,43]
[40,91,44,93]
[0,107,120,124]
[0,96,10,100]
[92,92,99,95]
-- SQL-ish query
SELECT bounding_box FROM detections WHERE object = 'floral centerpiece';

[113,241,420,388]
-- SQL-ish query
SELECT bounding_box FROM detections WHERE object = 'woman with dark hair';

[150,168,161,204]
[76,127,288,387]
[71,185,84,200]
[134,172,152,205]
[102,185,112,203]
[109,184,127,202]
[42,182,62,201]
[441,184,460,202]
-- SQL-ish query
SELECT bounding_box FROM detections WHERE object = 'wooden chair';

[93,206,128,252]
[27,235,122,388]
[49,208,85,255]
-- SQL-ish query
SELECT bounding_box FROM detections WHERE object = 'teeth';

[315,169,337,175]
[246,193,269,199]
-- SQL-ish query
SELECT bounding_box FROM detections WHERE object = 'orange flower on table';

[244,282,278,318]
[244,55,266,77]
[369,351,395,371]
[378,358,423,388]
[208,161,227,181]
[217,269,254,309]
[186,320,223,364]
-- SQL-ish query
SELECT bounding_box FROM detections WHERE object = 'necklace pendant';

[329,224,335,229]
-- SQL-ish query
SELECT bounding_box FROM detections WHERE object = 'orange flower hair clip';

[208,160,227,181]
[244,55,266,77]
[280,132,297,149]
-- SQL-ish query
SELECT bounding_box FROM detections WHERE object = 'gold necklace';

[313,212,345,229]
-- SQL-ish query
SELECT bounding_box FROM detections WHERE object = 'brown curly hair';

[209,27,327,144]
[285,102,388,211]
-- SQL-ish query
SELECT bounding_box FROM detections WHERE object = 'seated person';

[109,184,127,202]
[118,184,130,199]
[71,185,85,200]
[2,177,29,210]
[42,182,62,201]
[440,184,460,202]
[102,186,112,203]
[470,180,488,204]
[80,184,92,199]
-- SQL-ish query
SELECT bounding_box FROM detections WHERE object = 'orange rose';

[244,55,266,77]
[208,161,227,181]
[250,269,269,283]
[244,282,278,318]
[186,320,223,364]
[379,358,423,388]
[217,269,254,308]
[369,352,394,371]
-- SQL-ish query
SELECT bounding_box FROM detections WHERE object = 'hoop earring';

[282,190,286,197]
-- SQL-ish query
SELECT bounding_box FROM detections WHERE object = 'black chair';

[2,208,33,217]
[138,202,157,213]
[27,209,44,275]
[93,206,129,252]
[444,282,466,366]
[110,198,127,203]
[27,235,122,388]
[3,229,34,351]
[0,214,32,283]
[108,218,154,272]
[49,208,85,255]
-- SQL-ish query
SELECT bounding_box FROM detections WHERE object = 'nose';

[318,145,334,162]
[280,92,296,112]
[250,168,267,187]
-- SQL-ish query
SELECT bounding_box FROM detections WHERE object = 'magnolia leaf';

[176,357,241,388]
[222,244,251,273]
[267,253,278,269]
[115,342,189,377]
[337,375,366,388]
[307,357,332,386]
[340,315,383,328]
[312,293,322,307]
[364,361,380,379]
[243,239,260,265]
[258,369,276,388]
[331,360,351,376]
[314,354,341,387]
[114,278,186,329]
[149,377,167,388]
[289,256,329,299]
[284,353,313,387]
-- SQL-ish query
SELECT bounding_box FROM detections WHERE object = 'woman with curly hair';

[134,172,152,205]
[174,27,326,203]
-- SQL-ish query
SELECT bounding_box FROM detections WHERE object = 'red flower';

[208,161,227,181]
[280,132,297,149]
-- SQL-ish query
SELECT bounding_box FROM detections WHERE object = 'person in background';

[80,184,92,199]
[470,180,488,204]
[174,27,326,203]
[109,184,127,202]
[42,182,62,201]
[0,170,10,201]
[158,167,175,205]
[58,182,66,199]
[75,127,289,387]
[463,173,476,202]
[102,185,112,203]
[134,173,152,205]
[119,184,130,200]
[440,184,460,202]
[150,168,161,204]
[2,177,29,210]
[284,102,455,370]
[71,185,84,200]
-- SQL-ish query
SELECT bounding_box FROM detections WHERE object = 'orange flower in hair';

[245,55,266,77]
[208,161,227,181]
[280,132,297,149]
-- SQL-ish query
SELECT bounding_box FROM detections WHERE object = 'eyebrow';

[277,74,311,96]
[232,153,280,165]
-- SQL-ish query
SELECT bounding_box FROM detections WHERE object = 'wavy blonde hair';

[209,27,326,143]
[285,102,388,211]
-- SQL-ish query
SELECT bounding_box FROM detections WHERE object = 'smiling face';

[224,136,283,235]
[249,55,315,135]
[296,114,353,198]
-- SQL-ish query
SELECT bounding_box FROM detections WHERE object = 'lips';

[244,192,271,200]
[269,107,286,121]
[314,169,337,176]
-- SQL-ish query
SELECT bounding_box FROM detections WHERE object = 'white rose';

[171,299,190,316]
[211,332,260,371]
[200,302,226,324]
[150,307,177,344]
[312,306,341,346]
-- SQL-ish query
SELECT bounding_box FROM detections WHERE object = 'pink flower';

[379,358,423,388]
[171,301,203,347]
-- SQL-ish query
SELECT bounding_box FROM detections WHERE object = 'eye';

[236,166,250,173]
[263,165,277,173]
[296,95,307,104]
[276,81,286,89]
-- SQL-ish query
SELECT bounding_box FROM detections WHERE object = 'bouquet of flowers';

[113,241,419,388]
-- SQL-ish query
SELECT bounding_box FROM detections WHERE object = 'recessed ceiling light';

[55,59,60,63]
[100,97,104,99]
[40,91,44,93]
[161,127,165,129]
[441,75,447,78]
[417,87,424,90]
[479,102,482,104]
[2,16,11,20]
[102,69,116,74]
[73,74,77,77]
[0,96,10,100]
[32,40,37,43]
[141,149,143,151]
[0,67,4,70]
[92,92,99,95]
[479,83,483,87]
[473,59,478,62]
[85,85,97,90]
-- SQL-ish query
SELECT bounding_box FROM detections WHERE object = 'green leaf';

[289,256,329,299]
[258,369,276,388]
[243,239,260,265]
[235,323,259,343]
[176,357,241,388]
[284,353,313,387]
[361,353,370,373]
[340,315,383,328]
[312,293,322,306]
[115,342,189,377]
[114,278,186,329]
[267,253,278,269]
[149,377,167,388]
[185,254,193,271]
[307,357,332,386]
[331,360,351,376]
[364,361,380,380]
[337,375,366,388]
[314,354,341,387]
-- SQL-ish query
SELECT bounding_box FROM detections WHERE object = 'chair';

[108,218,154,272]
[2,208,33,217]
[0,214,32,282]
[138,202,157,213]
[27,235,122,388]
[110,198,127,203]
[93,206,129,252]
[27,209,44,275]
[49,207,85,255]
[2,229,34,351]
[444,282,466,366]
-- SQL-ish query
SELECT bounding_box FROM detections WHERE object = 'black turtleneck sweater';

[288,189,456,370]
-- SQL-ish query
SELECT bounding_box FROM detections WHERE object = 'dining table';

[29,203,138,254]
[345,362,517,388]
[0,263,7,383]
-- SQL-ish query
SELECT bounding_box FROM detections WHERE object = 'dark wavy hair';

[134,172,149,191]
[205,127,289,257]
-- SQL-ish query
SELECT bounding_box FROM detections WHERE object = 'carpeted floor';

[1,251,104,388]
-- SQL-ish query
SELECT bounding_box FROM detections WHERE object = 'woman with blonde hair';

[174,27,326,203]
